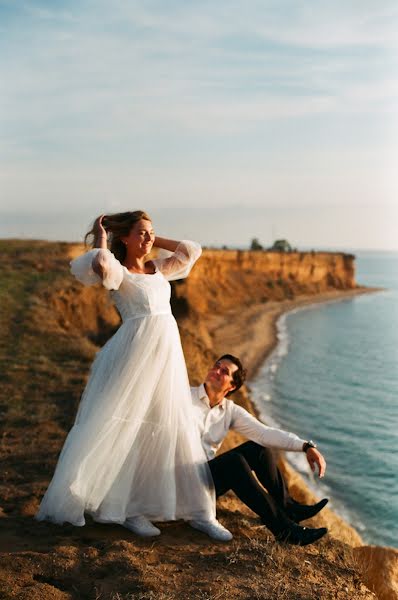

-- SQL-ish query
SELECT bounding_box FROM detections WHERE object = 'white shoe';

[123,516,161,537]
[189,519,233,542]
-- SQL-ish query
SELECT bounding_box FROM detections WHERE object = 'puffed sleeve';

[70,248,124,290]
[152,240,202,281]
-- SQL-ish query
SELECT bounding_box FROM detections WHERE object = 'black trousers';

[208,441,295,534]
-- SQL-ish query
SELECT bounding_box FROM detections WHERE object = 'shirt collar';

[198,383,226,410]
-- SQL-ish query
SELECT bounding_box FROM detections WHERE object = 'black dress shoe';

[276,523,328,546]
[285,498,329,523]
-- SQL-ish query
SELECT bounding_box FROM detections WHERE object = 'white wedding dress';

[36,240,215,526]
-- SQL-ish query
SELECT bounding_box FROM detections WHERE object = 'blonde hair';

[85,210,152,263]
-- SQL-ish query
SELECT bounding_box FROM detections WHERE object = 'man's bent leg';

[236,441,291,507]
[209,450,290,535]
[209,449,328,546]
[235,441,329,522]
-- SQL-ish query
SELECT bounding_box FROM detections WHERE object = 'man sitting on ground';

[188,354,328,546]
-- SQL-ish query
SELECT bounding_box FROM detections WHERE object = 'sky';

[1,0,397,250]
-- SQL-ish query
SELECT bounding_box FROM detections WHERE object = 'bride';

[36,210,218,537]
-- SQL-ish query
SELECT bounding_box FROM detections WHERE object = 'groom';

[188,354,329,545]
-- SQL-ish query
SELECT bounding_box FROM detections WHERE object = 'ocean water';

[250,251,398,548]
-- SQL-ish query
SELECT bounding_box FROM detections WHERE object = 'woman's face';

[122,219,155,257]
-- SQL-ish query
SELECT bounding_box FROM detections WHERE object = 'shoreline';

[207,285,381,381]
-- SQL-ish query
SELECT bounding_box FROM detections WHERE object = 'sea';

[250,250,398,548]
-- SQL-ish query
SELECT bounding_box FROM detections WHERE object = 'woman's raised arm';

[152,239,202,281]
[153,236,180,253]
[70,215,124,290]
[92,215,108,278]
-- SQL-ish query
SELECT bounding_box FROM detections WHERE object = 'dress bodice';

[111,269,172,322]
[69,240,202,322]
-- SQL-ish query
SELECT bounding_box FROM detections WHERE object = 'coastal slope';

[0,240,386,599]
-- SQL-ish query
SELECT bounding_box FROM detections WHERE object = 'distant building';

[270,239,292,252]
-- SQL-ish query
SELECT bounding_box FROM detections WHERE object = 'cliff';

[173,249,356,317]
[171,249,362,385]
[0,240,392,600]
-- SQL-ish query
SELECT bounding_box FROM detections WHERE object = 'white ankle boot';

[189,519,233,541]
[123,516,161,537]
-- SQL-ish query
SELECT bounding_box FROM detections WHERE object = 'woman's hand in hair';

[93,215,108,249]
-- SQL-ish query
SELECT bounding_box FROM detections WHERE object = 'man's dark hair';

[217,354,247,396]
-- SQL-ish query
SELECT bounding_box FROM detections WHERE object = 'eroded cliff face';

[353,546,398,600]
[173,249,356,317]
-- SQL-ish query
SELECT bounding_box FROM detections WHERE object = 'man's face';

[205,359,238,396]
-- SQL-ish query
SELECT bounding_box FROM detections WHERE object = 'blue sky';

[1,1,397,249]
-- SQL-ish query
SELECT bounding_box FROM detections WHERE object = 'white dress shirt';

[190,384,306,461]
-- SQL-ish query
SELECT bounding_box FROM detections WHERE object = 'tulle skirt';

[36,314,215,526]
